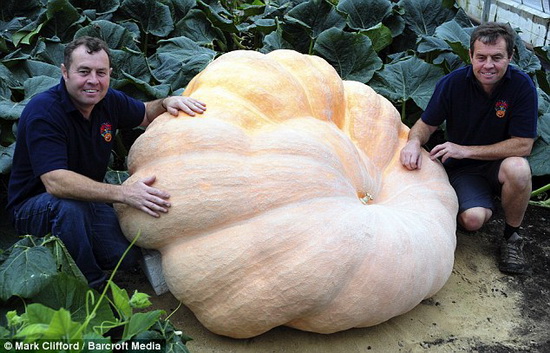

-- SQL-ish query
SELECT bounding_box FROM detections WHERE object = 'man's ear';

[61,63,68,80]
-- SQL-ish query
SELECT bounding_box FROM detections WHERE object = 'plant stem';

[531,183,550,197]
[72,232,142,339]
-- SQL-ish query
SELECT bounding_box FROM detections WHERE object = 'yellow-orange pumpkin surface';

[115,50,458,338]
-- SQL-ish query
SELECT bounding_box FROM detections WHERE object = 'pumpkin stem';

[359,192,374,205]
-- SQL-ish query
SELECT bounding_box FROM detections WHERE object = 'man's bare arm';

[41,169,171,217]
[430,136,534,163]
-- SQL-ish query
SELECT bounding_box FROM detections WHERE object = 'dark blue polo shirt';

[7,78,145,214]
[422,65,538,168]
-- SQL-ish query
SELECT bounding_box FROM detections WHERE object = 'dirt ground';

[1,183,549,352]
[112,204,550,353]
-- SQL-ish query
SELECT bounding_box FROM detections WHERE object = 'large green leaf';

[285,0,345,39]
[433,20,471,64]
[15,303,83,341]
[0,237,59,301]
[398,0,455,36]
[197,0,238,34]
[0,143,15,174]
[313,27,382,83]
[69,0,121,16]
[171,0,197,18]
[123,311,164,340]
[369,56,444,111]
[32,273,116,335]
[148,36,216,90]
[75,20,141,52]
[121,0,174,37]
[0,76,58,120]
[29,37,65,66]
[336,0,392,31]
[513,34,541,75]
[1,0,43,21]
[174,9,223,47]
[260,24,294,53]
[44,0,85,41]
[111,74,171,101]
[362,23,393,53]
[2,58,59,87]
[528,130,550,176]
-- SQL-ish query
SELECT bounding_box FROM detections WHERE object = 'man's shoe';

[498,232,529,275]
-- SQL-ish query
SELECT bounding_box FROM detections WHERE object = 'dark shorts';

[445,160,503,213]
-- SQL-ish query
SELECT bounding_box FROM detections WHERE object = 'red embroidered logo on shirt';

[495,100,508,119]
[100,122,113,142]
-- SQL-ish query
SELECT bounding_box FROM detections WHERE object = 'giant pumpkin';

[115,50,458,338]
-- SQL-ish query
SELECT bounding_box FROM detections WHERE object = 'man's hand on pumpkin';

[122,175,171,217]
[400,141,423,170]
[162,96,206,117]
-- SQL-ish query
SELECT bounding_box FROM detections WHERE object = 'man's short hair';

[470,22,516,58]
[63,36,112,70]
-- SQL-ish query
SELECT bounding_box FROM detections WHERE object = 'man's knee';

[458,207,492,231]
[499,157,532,187]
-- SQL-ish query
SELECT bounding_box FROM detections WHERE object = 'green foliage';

[0,0,548,177]
[0,235,192,352]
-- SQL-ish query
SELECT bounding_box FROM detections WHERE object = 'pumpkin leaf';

[120,0,174,37]
[398,0,456,36]
[29,37,65,66]
[174,9,223,47]
[0,238,58,301]
[75,20,141,52]
[110,281,133,320]
[14,304,83,341]
[284,0,346,40]
[362,23,393,53]
[148,36,216,90]
[336,0,393,31]
[369,56,444,111]
[0,143,15,174]
[513,34,541,74]
[260,23,294,53]
[69,0,121,17]
[123,310,165,340]
[43,0,85,41]
[529,131,550,176]
[313,27,382,83]
[32,273,116,335]
[0,76,58,121]
[433,20,471,64]
[1,0,43,21]
[197,0,239,34]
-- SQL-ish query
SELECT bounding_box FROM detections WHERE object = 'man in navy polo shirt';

[400,22,538,275]
[7,36,206,289]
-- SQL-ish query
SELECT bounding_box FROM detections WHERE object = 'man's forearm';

[463,137,534,160]
[41,169,124,204]
[408,119,438,146]
[143,98,167,127]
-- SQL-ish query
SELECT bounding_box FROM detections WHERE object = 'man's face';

[469,37,511,94]
[61,45,111,116]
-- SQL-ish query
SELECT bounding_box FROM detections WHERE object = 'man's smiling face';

[469,37,511,95]
[61,45,111,118]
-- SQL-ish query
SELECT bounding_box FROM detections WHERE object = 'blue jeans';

[12,193,141,289]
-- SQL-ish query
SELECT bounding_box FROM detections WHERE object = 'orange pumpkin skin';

[115,50,458,338]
